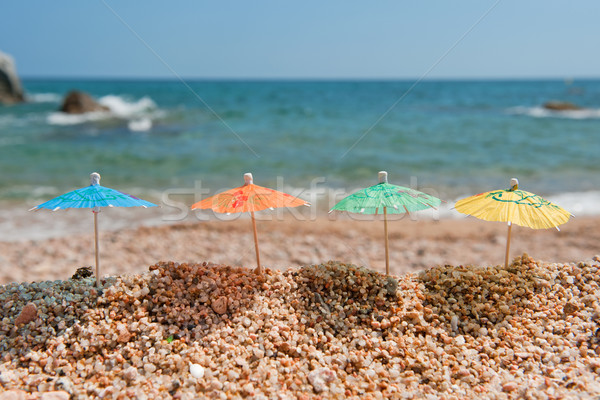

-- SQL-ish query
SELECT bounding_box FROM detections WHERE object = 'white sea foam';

[47,110,110,125]
[507,106,600,120]
[128,118,153,132]
[46,94,159,131]
[27,92,62,103]
[547,191,600,216]
[98,95,157,118]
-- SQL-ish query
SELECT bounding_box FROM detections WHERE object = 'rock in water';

[59,91,109,114]
[543,101,582,111]
[0,50,25,105]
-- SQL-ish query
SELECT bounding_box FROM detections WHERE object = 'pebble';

[211,296,228,315]
[14,302,37,325]
[40,392,71,400]
[308,367,335,393]
[189,363,204,379]
[1,255,600,398]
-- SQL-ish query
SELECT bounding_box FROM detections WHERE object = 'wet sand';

[0,213,597,285]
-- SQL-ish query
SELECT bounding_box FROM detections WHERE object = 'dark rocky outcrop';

[543,101,582,111]
[0,50,25,105]
[59,90,109,114]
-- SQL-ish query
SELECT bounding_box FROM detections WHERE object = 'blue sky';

[3,1,600,79]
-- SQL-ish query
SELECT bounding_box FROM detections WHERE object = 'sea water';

[1,78,599,219]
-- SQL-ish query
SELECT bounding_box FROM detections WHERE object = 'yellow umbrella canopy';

[455,178,572,267]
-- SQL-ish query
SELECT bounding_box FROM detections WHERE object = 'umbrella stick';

[505,222,512,269]
[383,207,389,275]
[251,211,262,275]
[94,211,100,288]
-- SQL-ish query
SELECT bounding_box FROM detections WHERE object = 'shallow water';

[1,78,599,214]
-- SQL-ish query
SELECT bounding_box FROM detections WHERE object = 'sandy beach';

[2,255,600,399]
[1,212,599,398]
[0,212,597,285]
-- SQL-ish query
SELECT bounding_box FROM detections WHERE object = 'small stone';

[502,381,518,392]
[40,392,70,400]
[71,266,93,280]
[133,287,150,298]
[227,369,240,381]
[242,317,252,327]
[455,335,465,345]
[116,324,132,343]
[308,367,335,393]
[123,366,138,382]
[190,363,205,379]
[242,382,255,395]
[385,277,398,296]
[210,379,223,391]
[451,315,459,332]
[252,348,265,360]
[14,303,37,326]
[211,297,228,315]
[143,363,157,374]
[54,377,75,395]
[0,390,28,400]
[564,302,579,315]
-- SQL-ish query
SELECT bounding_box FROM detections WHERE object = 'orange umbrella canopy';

[191,173,308,213]
[191,173,309,274]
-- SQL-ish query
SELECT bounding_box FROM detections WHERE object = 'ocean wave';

[47,110,111,125]
[26,93,62,103]
[98,95,156,118]
[547,191,600,216]
[507,106,600,120]
[46,95,159,131]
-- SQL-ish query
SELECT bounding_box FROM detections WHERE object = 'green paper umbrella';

[330,171,442,274]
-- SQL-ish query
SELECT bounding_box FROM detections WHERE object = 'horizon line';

[19,75,600,82]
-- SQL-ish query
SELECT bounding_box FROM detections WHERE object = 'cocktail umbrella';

[191,173,309,275]
[454,178,572,268]
[330,171,442,275]
[30,172,158,287]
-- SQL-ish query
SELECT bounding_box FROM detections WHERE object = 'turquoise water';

[1,79,599,204]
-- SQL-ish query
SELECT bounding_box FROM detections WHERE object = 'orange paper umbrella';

[191,173,309,274]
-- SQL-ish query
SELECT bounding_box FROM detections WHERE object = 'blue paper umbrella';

[30,172,158,287]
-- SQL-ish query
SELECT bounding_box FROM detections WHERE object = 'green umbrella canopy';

[330,171,442,275]
[330,171,442,215]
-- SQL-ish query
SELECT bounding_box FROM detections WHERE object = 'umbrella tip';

[378,171,388,183]
[509,178,518,191]
[244,173,253,185]
[90,172,101,186]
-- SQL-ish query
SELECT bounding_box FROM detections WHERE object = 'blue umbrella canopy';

[30,172,156,211]
[30,172,157,287]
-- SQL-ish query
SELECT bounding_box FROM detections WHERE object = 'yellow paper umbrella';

[455,178,572,268]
